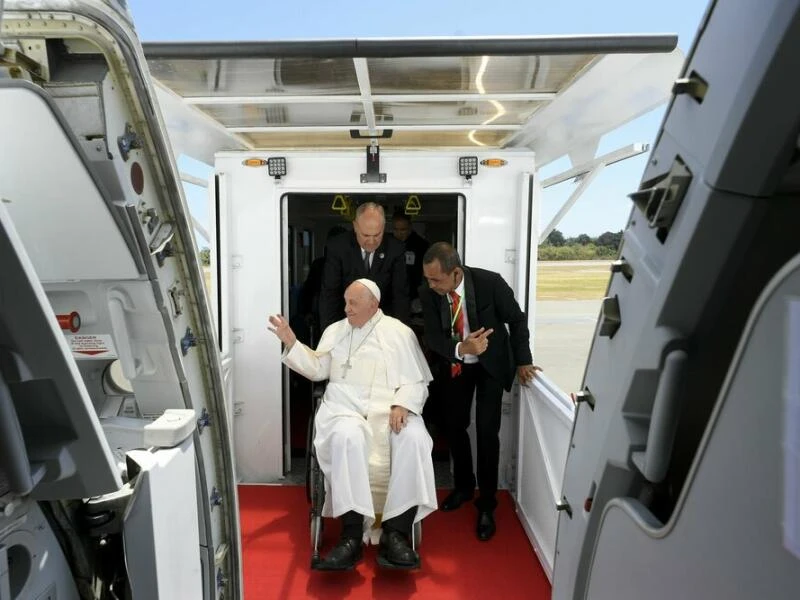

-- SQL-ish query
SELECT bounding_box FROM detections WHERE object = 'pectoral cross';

[341,360,353,378]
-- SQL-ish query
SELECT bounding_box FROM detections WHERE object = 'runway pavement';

[533,299,602,395]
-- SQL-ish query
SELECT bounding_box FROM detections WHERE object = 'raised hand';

[461,327,494,356]
[268,315,297,349]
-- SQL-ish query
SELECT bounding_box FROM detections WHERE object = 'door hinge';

[556,498,573,519]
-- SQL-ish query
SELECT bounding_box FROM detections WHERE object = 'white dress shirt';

[361,248,374,268]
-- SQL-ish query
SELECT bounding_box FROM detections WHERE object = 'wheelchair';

[306,382,326,565]
[304,325,422,568]
[306,414,423,568]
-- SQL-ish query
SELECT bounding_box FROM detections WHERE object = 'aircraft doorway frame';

[279,191,466,473]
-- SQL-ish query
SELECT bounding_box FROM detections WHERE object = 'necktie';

[450,290,464,377]
[363,251,371,273]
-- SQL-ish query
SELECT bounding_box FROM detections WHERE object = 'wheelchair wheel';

[412,520,422,549]
[304,415,314,503]
[305,383,325,503]
[310,456,325,513]
[310,514,323,553]
[308,449,326,551]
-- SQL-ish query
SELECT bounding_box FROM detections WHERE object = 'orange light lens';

[242,158,267,167]
[480,158,507,167]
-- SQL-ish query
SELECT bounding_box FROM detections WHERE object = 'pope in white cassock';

[268,278,437,571]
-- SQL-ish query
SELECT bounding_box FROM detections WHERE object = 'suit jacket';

[401,231,430,302]
[319,232,410,330]
[419,266,532,391]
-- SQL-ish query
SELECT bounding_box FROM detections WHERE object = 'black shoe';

[440,489,474,512]
[476,511,496,541]
[313,537,363,571]
[377,530,420,570]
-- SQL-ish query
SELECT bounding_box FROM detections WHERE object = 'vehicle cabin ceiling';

[143,35,678,150]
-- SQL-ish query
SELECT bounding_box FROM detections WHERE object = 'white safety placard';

[66,334,118,359]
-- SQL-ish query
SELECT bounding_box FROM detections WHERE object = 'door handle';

[632,348,688,483]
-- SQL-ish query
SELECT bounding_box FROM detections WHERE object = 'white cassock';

[282,309,437,539]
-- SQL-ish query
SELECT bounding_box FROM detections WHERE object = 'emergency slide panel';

[0,202,121,500]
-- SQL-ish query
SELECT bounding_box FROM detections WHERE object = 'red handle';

[57,312,81,333]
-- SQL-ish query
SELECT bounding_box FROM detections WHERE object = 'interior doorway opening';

[281,192,464,466]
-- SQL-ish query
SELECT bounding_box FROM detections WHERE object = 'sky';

[127,0,709,241]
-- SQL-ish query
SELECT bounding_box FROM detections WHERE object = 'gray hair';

[423,242,462,273]
[355,201,386,224]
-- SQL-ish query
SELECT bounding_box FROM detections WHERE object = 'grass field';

[536,260,611,300]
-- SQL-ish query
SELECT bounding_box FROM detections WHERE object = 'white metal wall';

[515,375,575,581]
[511,167,579,583]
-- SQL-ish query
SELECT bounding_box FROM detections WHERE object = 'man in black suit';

[298,225,347,338]
[392,212,430,316]
[419,242,539,541]
[319,202,410,331]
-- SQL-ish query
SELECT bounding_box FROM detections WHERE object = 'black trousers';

[444,362,504,512]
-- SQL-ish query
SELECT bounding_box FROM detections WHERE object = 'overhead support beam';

[376,92,551,103]
[179,172,209,188]
[185,94,365,105]
[226,124,522,133]
[541,143,649,188]
[178,173,210,243]
[538,142,651,241]
[182,92,558,105]
[353,58,377,135]
[143,34,678,60]
[539,164,605,242]
[191,216,211,245]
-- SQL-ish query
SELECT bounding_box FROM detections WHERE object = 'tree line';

[538,229,622,260]
[198,229,623,265]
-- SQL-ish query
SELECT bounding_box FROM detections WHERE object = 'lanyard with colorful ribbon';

[450,294,463,339]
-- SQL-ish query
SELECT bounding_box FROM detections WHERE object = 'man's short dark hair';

[423,242,462,273]
[327,225,347,241]
[392,212,412,225]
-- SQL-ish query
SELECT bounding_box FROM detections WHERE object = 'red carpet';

[239,485,551,599]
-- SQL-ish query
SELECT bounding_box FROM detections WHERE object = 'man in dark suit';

[392,212,430,316]
[419,242,539,541]
[319,202,410,331]
[298,225,348,337]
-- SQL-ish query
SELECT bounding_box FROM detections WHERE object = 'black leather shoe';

[440,489,474,512]
[313,537,363,571]
[476,511,496,541]
[377,530,420,569]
